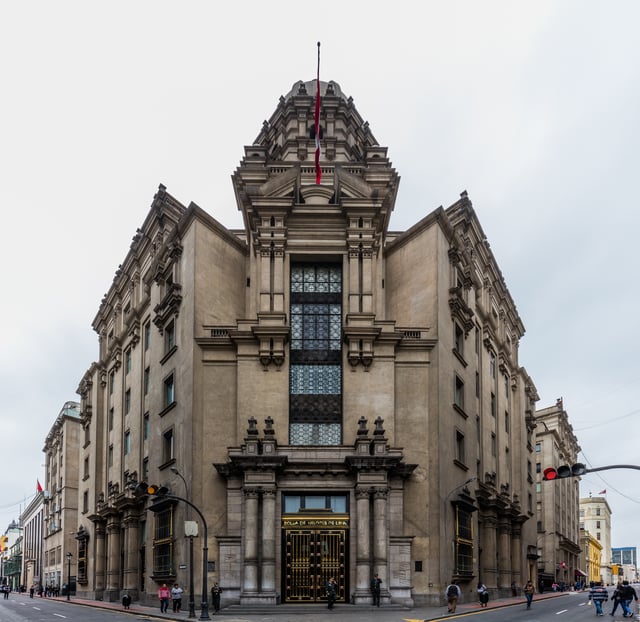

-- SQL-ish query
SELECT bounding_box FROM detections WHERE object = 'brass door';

[283,528,347,603]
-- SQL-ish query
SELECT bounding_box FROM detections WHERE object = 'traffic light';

[134,482,169,497]
[543,463,587,480]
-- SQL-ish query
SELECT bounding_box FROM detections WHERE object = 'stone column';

[105,514,121,598]
[261,489,276,596]
[242,489,260,595]
[478,511,498,587]
[122,511,140,593]
[355,487,371,602]
[497,517,511,589]
[373,487,388,587]
[94,520,106,595]
[511,523,522,588]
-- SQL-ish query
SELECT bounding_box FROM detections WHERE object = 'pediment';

[257,166,299,199]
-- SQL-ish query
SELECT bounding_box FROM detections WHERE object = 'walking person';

[610,582,623,616]
[620,580,638,618]
[477,582,489,607]
[524,579,535,609]
[588,581,608,616]
[370,573,382,607]
[445,581,461,613]
[158,583,170,613]
[171,583,183,613]
[326,577,337,610]
[211,582,222,612]
[122,591,131,609]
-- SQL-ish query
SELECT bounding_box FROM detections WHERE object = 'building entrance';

[282,515,349,603]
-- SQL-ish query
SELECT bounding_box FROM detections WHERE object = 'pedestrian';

[370,573,382,607]
[326,577,337,610]
[29,585,34,598]
[122,591,131,609]
[524,579,535,609]
[620,580,638,618]
[171,583,183,612]
[445,581,461,613]
[211,582,222,612]
[610,582,623,616]
[588,581,608,616]
[477,582,489,607]
[158,583,170,613]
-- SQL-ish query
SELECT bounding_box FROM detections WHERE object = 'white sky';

[2,1,639,555]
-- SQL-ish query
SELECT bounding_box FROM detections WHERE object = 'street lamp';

[171,466,196,619]
[65,552,72,601]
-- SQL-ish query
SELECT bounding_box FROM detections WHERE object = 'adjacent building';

[74,78,539,607]
[580,496,613,585]
[611,546,637,582]
[579,527,603,585]
[42,401,82,592]
[534,398,582,589]
[21,492,45,591]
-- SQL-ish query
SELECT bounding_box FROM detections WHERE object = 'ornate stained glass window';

[290,264,342,445]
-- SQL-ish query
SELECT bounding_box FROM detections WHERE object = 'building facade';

[611,546,637,582]
[580,496,612,585]
[42,401,82,592]
[579,527,603,585]
[21,492,45,591]
[75,79,538,607]
[534,398,582,589]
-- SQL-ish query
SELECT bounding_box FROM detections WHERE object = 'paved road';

[0,589,580,622]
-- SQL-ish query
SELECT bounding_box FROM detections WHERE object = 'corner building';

[76,80,538,607]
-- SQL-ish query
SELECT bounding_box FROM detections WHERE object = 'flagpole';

[314,41,322,185]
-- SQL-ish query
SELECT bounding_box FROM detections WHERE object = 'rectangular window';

[144,367,150,395]
[491,432,496,456]
[490,351,496,378]
[82,490,88,514]
[144,321,151,351]
[109,371,115,395]
[77,534,88,583]
[504,374,509,396]
[125,348,132,375]
[143,413,150,440]
[83,457,89,479]
[536,462,541,473]
[504,411,509,432]
[164,374,175,407]
[454,376,465,411]
[163,429,174,464]
[490,393,496,417]
[109,408,114,431]
[108,444,113,467]
[152,507,174,577]
[454,322,464,356]
[124,430,131,455]
[455,506,474,575]
[124,389,131,415]
[142,456,149,481]
[289,263,342,446]
[535,442,541,453]
[165,320,176,353]
[455,430,465,465]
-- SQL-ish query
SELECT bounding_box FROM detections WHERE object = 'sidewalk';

[20,589,572,621]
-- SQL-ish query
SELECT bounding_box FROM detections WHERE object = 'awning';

[575,569,587,577]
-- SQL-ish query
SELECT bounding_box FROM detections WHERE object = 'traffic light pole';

[584,464,640,473]
[162,494,210,620]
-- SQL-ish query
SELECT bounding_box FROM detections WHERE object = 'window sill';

[158,401,177,418]
[453,403,468,419]
[160,345,178,366]
[453,349,468,368]
[453,459,469,472]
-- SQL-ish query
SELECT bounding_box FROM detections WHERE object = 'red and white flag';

[314,41,322,185]
[598,489,606,494]
[37,479,43,493]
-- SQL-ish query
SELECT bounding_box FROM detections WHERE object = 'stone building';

[535,398,582,589]
[74,79,538,607]
[580,495,612,584]
[21,491,45,591]
[42,401,82,592]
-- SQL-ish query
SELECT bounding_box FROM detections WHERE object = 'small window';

[165,320,176,353]
[504,411,509,432]
[83,491,89,514]
[124,389,131,415]
[109,371,115,395]
[490,393,496,417]
[125,348,132,375]
[164,374,175,407]
[83,457,89,479]
[142,456,149,481]
[108,444,114,467]
[143,413,150,440]
[163,429,174,464]
[454,376,465,410]
[454,323,464,355]
[491,433,496,456]
[536,462,541,473]
[535,442,541,453]
[490,351,496,378]
[124,430,131,455]
[109,408,114,431]
[144,367,150,395]
[144,321,151,351]
[455,430,465,465]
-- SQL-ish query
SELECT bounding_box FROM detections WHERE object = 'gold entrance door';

[283,522,347,603]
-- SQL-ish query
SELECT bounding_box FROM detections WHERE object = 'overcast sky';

[2,1,639,555]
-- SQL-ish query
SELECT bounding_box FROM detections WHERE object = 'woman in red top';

[158,584,171,613]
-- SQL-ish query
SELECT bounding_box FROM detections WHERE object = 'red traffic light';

[543,463,587,480]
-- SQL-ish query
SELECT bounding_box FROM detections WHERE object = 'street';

[0,590,636,622]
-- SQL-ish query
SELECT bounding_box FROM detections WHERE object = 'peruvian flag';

[37,479,43,493]
[598,489,607,494]
[314,41,322,185]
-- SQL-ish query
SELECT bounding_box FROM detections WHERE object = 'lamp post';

[65,553,72,601]
[171,466,196,619]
